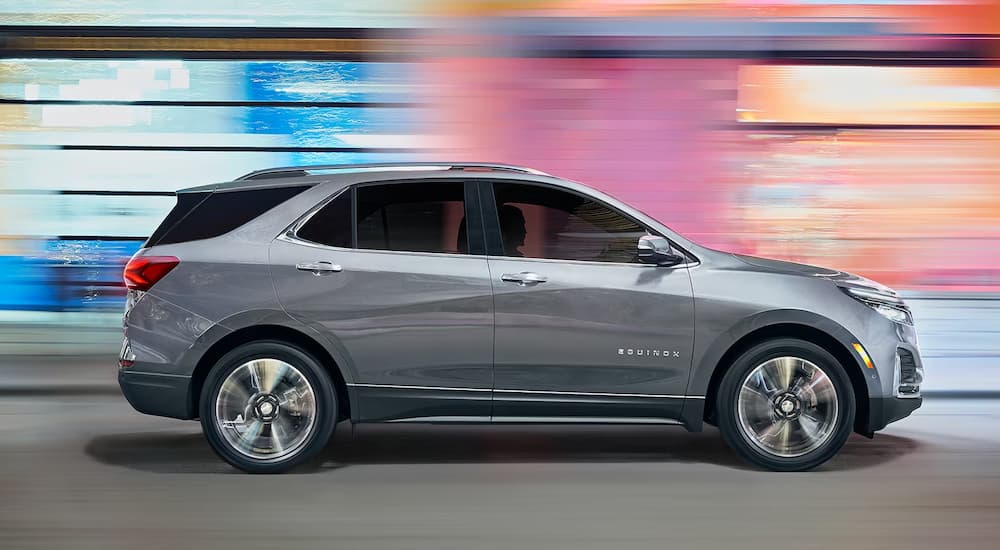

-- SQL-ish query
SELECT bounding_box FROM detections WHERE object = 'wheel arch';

[684,310,875,435]
[187,322,355,423]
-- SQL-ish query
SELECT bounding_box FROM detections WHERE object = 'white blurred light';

[41,106,151,127]
[333,133,446,149]
[60,79,142,101]
[168,68,190,89]
[274,86,349,95]
[24,83,40,100]
[141,18,256,25]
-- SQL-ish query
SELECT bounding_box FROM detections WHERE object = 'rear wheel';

[716,338,855,471]
[200,341,337,473]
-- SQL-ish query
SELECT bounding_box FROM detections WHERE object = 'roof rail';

[236,162,550,181]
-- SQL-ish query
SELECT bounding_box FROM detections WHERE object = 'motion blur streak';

[1,0,1000,548]
[2,387,1000,549]
[1,2,999,382]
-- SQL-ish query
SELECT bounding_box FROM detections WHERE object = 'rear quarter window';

[295,189,352,248]
[147,186,308,246]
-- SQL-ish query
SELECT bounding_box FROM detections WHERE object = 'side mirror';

[637,235,684,267]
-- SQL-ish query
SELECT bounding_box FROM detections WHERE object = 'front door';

[481,180,695,422]
[270,180,493,422]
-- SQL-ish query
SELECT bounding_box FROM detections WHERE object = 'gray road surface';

[1,391,998,550]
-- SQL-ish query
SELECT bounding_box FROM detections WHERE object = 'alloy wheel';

[214,358,317,462]
[736,356,839,458]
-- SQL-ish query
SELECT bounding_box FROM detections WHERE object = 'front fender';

[687,309,878,396]
[680,309,880,430]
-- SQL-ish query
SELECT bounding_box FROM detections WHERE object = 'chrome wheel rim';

[736,356,839,458]
[214,358,317,462]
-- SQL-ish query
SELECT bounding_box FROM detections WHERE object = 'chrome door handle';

[296,261,342,275]
[501,272,548,285]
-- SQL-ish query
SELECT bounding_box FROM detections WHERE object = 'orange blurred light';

[739,66,1000,126]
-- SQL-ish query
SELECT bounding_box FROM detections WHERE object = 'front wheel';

[716,338,855,471]
[199,341,338,473]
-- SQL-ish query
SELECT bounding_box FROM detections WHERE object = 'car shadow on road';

[85,423,920,475]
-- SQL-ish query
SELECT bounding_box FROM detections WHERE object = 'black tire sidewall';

[717,338,855,472]
[199,340,338,474]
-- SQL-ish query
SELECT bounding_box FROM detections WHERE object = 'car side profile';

[118,162,924,473]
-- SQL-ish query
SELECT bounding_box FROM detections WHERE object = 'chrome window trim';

[278,233,485,260]
[347,382,704,399]
[279,232,697,266]
[278,176,701,268]
[485,255,699,270]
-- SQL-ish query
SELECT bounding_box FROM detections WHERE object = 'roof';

[178,162,551,194]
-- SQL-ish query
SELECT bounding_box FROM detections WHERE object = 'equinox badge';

[619,348,680,358]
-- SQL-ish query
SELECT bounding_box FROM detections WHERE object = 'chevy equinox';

[118,162,923,473]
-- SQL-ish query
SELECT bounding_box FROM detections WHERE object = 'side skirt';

[383,416,684,425]
[347,382,703,430]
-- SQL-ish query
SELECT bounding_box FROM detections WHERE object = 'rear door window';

[355,182,469,255]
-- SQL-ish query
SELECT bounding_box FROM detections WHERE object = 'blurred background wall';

[1,0,998,388]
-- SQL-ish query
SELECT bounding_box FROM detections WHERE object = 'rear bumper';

[118,370,194,420]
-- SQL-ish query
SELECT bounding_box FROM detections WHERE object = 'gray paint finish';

[488,255,693,421]
[270,241,495,422]
[119,164,923,437]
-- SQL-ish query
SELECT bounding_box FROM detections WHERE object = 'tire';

[716,338,855,472]
[199,341,338,473]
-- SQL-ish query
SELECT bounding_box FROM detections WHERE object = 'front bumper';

[861,339,925,433]
[868,395,922,432]
[118,369,194,420]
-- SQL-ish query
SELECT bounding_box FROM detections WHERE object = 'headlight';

[840,285,913,326]
[868,302,913,325]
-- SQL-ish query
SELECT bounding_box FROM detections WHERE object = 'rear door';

[481,180,695,423]
[270,180,494,422]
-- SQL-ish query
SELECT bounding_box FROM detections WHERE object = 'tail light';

[124,255,179,291]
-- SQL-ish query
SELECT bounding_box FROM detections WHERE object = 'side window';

[356,182,468,254]
[296,189,352,248]
[148,186,308,246]
[493,182,647,264]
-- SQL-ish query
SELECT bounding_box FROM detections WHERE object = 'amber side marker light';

[852,343,874,369]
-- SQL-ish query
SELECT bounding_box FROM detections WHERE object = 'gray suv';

[118,162,923,473]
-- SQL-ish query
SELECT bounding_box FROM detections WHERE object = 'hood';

[732,253,898,296]
[731,254,841,277]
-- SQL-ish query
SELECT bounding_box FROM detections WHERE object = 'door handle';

[501,272,548,286]
[296,261,342,275]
